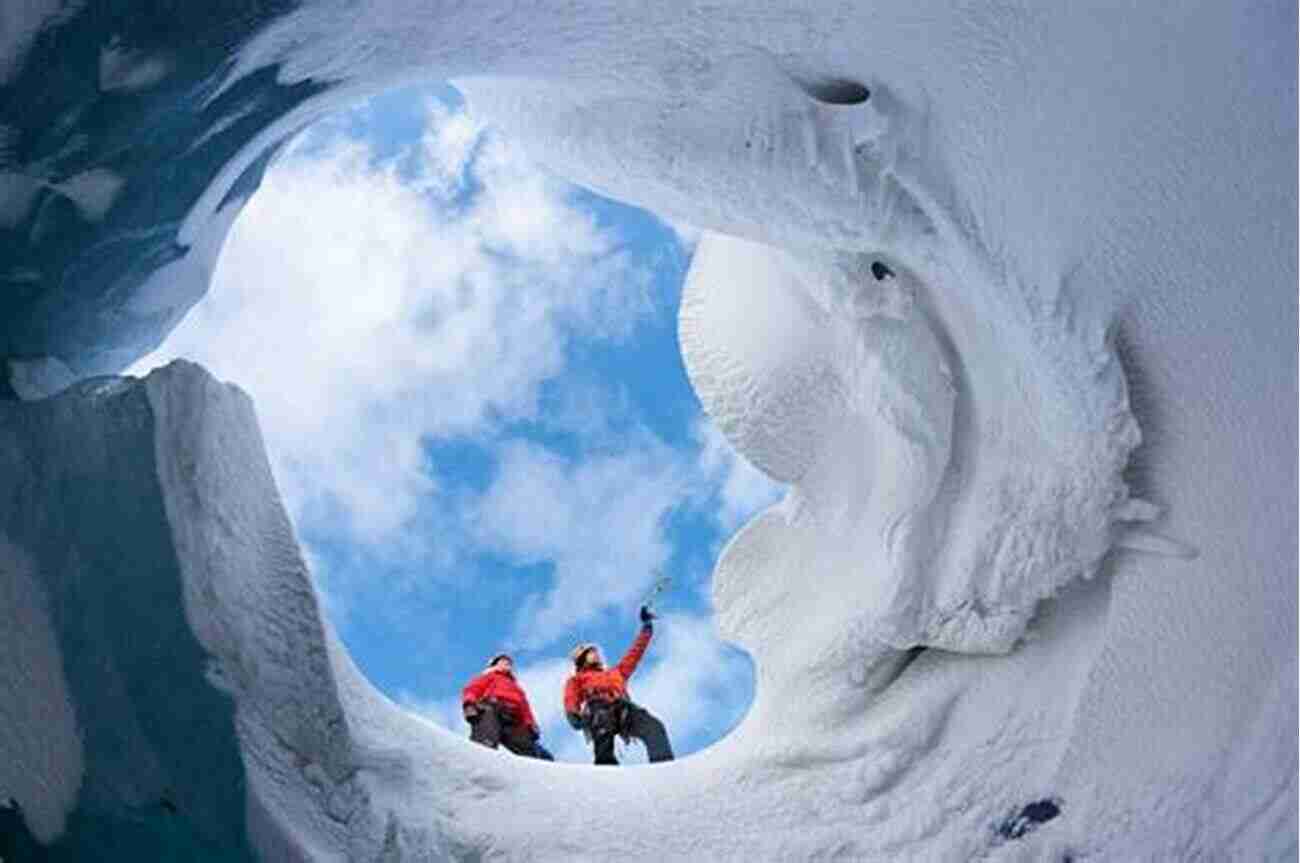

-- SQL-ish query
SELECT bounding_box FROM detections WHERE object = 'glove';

[463,702,482,723]
[640,605,656,626]
[566,711,584,730]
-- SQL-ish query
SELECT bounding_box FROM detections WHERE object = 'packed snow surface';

[0,0,1295,860]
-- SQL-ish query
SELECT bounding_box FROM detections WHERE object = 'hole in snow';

[800,77,871,106]
[996,798,1062,840]
[133,81,768,766]
[870,260,895,281]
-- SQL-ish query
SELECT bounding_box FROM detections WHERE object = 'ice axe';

[641,571,672,613]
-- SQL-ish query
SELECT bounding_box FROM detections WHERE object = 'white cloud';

[472,436,691,648]
[134,101,654,547]
[467,416,781,654]
[418,99,484,194]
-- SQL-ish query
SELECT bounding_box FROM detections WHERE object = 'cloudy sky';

[133,83,781,764]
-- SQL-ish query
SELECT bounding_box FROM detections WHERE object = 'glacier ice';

[0,0,1295,859]
[681,232,1138,657]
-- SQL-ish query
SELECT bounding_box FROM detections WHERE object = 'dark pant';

[469,704,553,761]
[587,700,673,765]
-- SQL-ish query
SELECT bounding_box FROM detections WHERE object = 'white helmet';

[570,642,602,667]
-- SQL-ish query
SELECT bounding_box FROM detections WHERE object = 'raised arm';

[615,624,653,679]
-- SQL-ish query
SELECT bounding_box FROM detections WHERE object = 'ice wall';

[0,370,256,858]
[1,0,1295,860]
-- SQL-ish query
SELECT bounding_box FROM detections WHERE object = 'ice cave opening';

[129,81,767,768]
[0,1,1293,860]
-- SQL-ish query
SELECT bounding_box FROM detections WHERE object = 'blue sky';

[135,82,781,763]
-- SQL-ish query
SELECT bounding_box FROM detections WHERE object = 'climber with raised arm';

[461,653,554,760]
[564,606,674,765]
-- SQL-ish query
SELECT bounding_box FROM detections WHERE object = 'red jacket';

[462,668,539,732]
[563,626,653,716]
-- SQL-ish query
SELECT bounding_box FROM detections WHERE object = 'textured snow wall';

[2,0,1296,860]
[680,234,1138,660]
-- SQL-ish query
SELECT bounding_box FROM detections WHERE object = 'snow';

[0,0,1295,860]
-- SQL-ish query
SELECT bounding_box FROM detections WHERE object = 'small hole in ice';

[870,261,894,281]
[996,797,1062,840]
[801,78,871,106]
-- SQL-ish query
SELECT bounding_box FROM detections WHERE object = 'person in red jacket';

[461,653,553,760]
[563,606,674,765]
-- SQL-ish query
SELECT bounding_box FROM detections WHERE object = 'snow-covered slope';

[1,1,1295,860]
